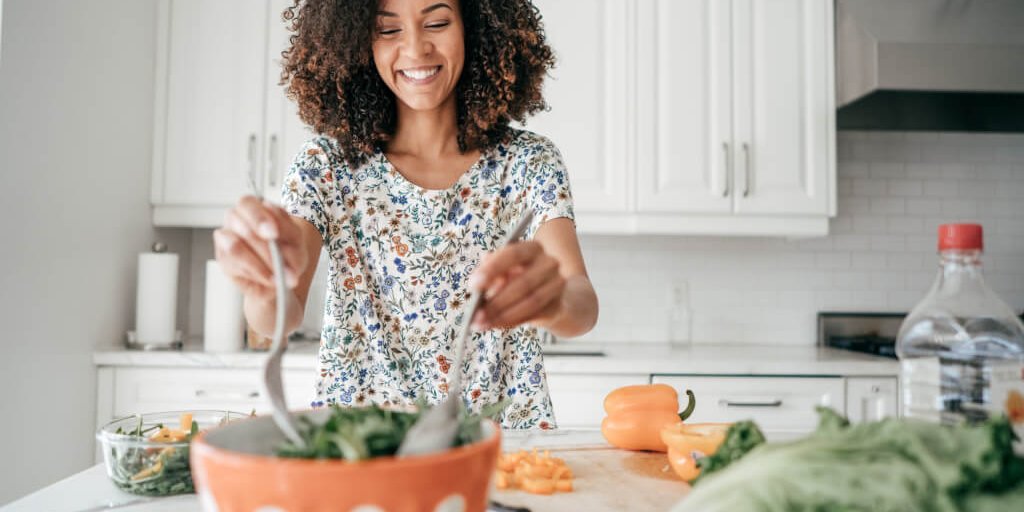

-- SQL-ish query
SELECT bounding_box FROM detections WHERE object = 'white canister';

[203,259,244,352]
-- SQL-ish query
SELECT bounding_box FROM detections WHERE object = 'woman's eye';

[425,20,450,30]
[377,27,401,36]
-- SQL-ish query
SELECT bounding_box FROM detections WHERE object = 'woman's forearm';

[538,274,599,338]
[243,290,304,338]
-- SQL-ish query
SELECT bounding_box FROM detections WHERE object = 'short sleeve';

[521,135,575,239]
[280,138,336,245]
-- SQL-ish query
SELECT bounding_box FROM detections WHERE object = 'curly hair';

[281,0,555,167]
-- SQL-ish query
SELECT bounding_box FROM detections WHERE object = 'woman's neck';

[389,95,462,158]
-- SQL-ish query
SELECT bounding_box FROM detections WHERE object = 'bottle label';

[989,361,1024,454]
[900,357,943,423]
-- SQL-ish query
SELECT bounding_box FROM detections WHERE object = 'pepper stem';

[678,389,696,421]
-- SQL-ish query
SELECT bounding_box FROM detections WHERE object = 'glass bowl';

[96,410,248,496]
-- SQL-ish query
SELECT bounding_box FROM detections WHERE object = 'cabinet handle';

[246,133,259,195]
[721,142,731,197]
[267,134,279,190]
[195,389,261,400]
[719,398,782,408]
[742,142,751,197]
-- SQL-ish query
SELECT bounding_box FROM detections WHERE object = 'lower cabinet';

[545,374,899,441]
[545,373,650,429]
[96,367,317,425]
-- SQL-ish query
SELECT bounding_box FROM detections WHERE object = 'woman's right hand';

[213,196,309,299]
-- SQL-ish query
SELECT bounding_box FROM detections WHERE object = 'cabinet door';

[635,0,733,213]
[263,0,315,203]
[546,373,649,429]
[523,0,631,215]
[111,367,316,418]
[731,0,833,215]
[155,0,269,207]
[845,377,898,423]
[651,375,845,440]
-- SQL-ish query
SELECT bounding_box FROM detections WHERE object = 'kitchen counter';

[4,430,671,512]
[93,342,898,376]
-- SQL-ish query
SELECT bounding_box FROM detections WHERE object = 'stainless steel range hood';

[836,0,1024,132]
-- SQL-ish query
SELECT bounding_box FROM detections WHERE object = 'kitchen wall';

[182,132,1024,348]
[0,0,190,504]
[577,131,1024,345]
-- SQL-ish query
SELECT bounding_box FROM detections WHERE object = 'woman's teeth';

[401,67,440,80]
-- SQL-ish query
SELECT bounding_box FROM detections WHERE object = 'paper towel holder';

[125,330,184,351]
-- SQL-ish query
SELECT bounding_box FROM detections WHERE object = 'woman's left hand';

[468,241,566,330]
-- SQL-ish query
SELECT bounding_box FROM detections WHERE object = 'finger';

[261,205,311,284]
[235,195,280,240]
[469,242,541,291]
[213,229,274,289]
[482,255,560,318]
[483,275,565,330]
[224,209,273,273]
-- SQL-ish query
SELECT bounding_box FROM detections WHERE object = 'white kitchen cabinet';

[96,367,316,425]
[546,373,650,429]
[845,376,898,423]
[151,0,312,227]
[537,0,836,236]
[651,375,846,440]
[731,0,833,216]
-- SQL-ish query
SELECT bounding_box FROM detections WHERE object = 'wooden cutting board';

[490,446,690,512]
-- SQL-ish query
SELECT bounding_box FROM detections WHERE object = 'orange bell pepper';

[660,422,731,481]
[600,384,696,452]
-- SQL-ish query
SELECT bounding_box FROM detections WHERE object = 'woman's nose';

[401,29,433,59]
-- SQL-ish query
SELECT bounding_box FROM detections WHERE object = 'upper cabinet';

[536,0,837,236]
[151,0,312,227]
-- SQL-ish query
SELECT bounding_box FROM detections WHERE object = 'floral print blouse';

[281,128,575,429]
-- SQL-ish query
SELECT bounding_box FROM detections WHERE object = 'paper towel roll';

[204,260,244,352]
[135,252,179,344]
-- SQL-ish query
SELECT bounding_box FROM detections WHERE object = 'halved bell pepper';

[600,383,696,452]
[660,422,731,481]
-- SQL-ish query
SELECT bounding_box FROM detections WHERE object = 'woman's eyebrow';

[377,3,452,17]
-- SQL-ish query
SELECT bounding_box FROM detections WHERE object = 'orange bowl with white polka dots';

[191,410,501,512]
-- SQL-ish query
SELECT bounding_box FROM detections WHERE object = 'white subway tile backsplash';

[887,217,924,234]
[854,179,888,196]
[870,163,906,178]
[940,199,978,217]
[906,198,942,216]
[922,180,959,197]
[887,179,923,196]
[871,198,906,215]
[870,235,906,252]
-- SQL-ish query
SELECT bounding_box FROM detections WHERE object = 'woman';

[213,0,598,429]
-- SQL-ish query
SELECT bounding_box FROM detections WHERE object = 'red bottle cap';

[938,223,983,251]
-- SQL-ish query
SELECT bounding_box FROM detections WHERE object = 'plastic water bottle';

[896,224,1024,431]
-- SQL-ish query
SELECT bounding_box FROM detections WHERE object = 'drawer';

[547,373,649,428]
[110,367,316,419]
[650,375,845,439]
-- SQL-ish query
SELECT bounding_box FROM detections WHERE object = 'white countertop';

[93,342,899,376]
[3,430,609,512]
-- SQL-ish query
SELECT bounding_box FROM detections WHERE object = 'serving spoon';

[397,209,535,457]
[245,176,305,448]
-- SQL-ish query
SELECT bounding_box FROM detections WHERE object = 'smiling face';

[372,0,465,113]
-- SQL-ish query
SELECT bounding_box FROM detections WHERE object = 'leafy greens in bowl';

[96,410,248,496]
[274,401,506,461]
